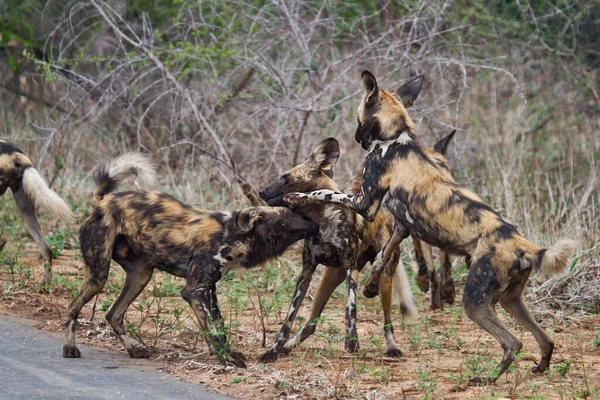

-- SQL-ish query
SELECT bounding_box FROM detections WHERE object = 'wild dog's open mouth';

[265,193,286,207]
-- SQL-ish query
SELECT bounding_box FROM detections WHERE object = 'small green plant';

[46,230,68,258]
[415,367,437,399]
[230,376,245,384]
[553,359,572,378]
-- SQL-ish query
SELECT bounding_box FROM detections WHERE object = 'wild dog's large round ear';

[396,75,424,108]
[361,71,379,108]
[236,208,263,232]
[433,130,457,156]
[310,137,340,173]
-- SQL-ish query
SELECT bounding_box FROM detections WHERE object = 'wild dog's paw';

[259,350,279,363]
[128,346,152,359]
[442,279,456,304]
[345,338,360,353]
[282,193,308,207]
[224,351,247,368]
[530,362,550,374]
[363,283,379,298]
[386,348,403,358]
[416,272,430,293]
[62,344,81,358]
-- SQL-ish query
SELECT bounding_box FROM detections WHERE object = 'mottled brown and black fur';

[284,71,577,384]
[0,141,73,283]
[259,138,417,362]
[63,153,318,367]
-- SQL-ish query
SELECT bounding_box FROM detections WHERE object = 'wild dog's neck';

[368,130,417,155]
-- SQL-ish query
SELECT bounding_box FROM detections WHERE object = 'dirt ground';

[1,243,599,400]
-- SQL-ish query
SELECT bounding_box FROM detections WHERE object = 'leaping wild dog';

[62,153,318,367]
[283,71,577,384]
[258,138,417,362]
[0,141,73,283]
[352,130,459,311]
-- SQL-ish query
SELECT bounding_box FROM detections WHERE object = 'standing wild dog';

[283,71,577,384]
[63,153,318,367]
[0,141,73,283]
[258,138,417,362]
[352,130,458,311]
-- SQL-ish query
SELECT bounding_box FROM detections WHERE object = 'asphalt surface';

[0,315,231,400]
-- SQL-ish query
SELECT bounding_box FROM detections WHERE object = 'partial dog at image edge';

[0,141,73,283]
[62,152,318,368]
[282,71,578,385]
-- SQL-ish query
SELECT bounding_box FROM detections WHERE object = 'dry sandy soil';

[1,242,599,399]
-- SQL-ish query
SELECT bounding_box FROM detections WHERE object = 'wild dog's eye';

[281,173,290,183]
[14,161,21,168]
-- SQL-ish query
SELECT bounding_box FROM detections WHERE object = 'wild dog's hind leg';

[380,249,402,357]
[499,269,554,374]
[463,257,521,385]
[106,257,154,358]
[261,245,318,362]
[63,217,115,358]
[440,251,455,305]
[13,188,53,284]
[412,236,433,293]
[279,267,346,357]
[364,223,408,298]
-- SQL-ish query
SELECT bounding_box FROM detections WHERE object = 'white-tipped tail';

[105,152,157,189]
[22,167,73,221]
[538,238,579,280]
[92,152,157,205]
[392,258,418,320]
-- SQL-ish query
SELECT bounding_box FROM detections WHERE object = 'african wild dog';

[283,71,577,384]
[258,138,417,362]
[62,153,318,367]
[0,141,73,283]
[353,130,459,311]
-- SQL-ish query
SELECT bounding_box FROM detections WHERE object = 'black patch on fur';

[324,193,333,201]
[462,252,501,306]
[0,142,24,156]
[494,224,518,241]
[535,249,546,273]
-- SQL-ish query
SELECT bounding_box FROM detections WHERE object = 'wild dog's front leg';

[345,268,360,353]
[364,224,409,298]
[281,267,347,355]
[261,245,317,363]
[182,263,246,368]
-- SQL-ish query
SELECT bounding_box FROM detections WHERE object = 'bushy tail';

[535,239,578,280]
[21,164,73,222]
[392,258,418,320]
[92,152,157,205]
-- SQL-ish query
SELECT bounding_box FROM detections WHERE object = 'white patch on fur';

[391,258,418,320]
[368,131,412,155]
[107,152,158,190]
[404,211,414,224]
[538,239,578,280]
[22,168,73,221]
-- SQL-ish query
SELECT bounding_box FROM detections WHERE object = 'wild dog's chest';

[307,205,357,267]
